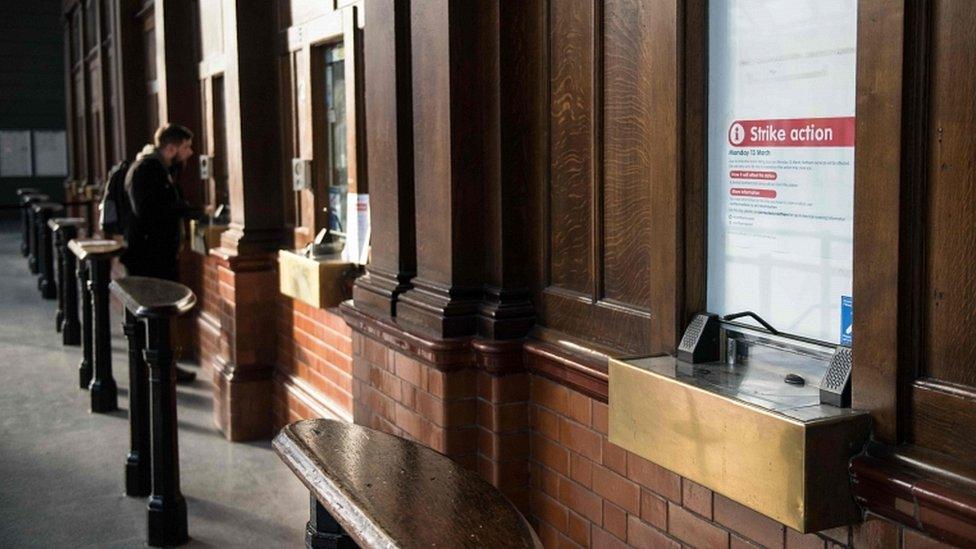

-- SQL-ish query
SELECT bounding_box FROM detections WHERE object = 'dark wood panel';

[682,0,707,325]
[851,442,976,548]
[540,288,650,354]
[923,0,976,388]
[602,0,651,310]
[548,0,595,294]
[850,0,905,443]
[909,380,976,462]
[644,0,682,353]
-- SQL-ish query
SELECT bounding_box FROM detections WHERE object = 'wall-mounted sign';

[0,130,32,177]
[32,131,67,177]
[706,0,857,344]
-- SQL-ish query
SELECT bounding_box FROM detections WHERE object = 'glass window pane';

[706,0,857,344]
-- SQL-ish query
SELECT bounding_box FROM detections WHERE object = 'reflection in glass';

[324,44,347,235]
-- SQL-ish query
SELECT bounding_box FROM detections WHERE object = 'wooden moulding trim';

[207,247,277,272]
[850,443,976,547]
[523,340,609,403]
[471,338,526,376]
[340,301,475,372]
[272,370,353,423]
[340,301,530,376]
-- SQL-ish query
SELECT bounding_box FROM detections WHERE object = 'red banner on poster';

[728,117,855,147]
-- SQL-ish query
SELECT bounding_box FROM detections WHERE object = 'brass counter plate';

[608,356,870,532]
[278,250,351,310]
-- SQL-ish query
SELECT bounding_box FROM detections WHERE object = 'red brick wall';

[351,332,479,464]
[350,332,532,514]
[193,253,220,382]
[273,297,353,429]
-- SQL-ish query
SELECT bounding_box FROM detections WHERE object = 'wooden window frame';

[280,5,367,251]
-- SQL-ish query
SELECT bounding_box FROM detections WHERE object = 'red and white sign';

[728,117,855,147]
[730,170,777,181]
[730,188,777,199]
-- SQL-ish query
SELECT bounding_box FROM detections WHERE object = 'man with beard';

[122,123,202,382]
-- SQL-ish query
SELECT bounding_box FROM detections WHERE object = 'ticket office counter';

[601,0,976,541]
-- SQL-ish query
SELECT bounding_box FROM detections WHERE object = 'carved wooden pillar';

[154,0,202,201]
[352,0,416,319]
[209,0,283,441]
[394,0,498,338]
[114,0,150,158]
[478,0,544,340]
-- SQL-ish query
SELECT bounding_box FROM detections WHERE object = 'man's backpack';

[98,160,131,236]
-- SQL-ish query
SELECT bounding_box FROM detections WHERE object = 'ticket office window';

[304,40,354,256]
[320,44,348,235]
[210,75,229,219]
[283,8,367,264]
[705,0,857,347]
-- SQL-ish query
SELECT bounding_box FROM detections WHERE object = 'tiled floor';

[0,218,309,548]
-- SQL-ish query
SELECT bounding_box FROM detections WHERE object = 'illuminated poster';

[706,0,857,344]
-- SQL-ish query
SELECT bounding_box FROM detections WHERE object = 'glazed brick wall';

[526,375,955,549]
[476,370,531,514]
[273,297,353,429]
[192,253,220,382]
[351,333,479,464]
[350,333,534,517]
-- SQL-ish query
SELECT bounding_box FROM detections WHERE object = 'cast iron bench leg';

[28,207,38,274]
[20,205,30,257]
[53,229,65,331]
[88,257,117,413]
[145,317,188,547]
[307,495,356,549]
[78,262,93,388]
[62,241,81,346]
[38,214,56,299]
[124,310,152,497]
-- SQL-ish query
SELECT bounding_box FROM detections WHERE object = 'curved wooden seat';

[274,419,542,549]
[109,276,196,319]
[68,238,123,261]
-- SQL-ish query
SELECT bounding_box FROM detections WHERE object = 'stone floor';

[0,218,309,548]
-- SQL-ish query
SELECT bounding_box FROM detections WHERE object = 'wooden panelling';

[540,0,691,354]
[602,0,652,310]
[409,0,454,283]
[644,0,683,353]
[548,0,595,296]
[851,0,905,443]
[922,0,976,388]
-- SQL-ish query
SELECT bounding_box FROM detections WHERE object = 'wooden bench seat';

[274,419,542,548]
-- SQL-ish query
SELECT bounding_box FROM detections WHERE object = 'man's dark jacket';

[122,145,195,281]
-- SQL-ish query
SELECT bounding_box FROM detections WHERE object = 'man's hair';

[154,123,194,148]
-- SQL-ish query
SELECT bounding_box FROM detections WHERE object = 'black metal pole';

[36,207,59,299]
[88,257,117,413]
[144,317,188,547]
[20,200,31,257]
[27,206,39,274]
[62,235,81,346]
[53,227,67,331]
[78,261,93,388]
[123,310,151,497]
